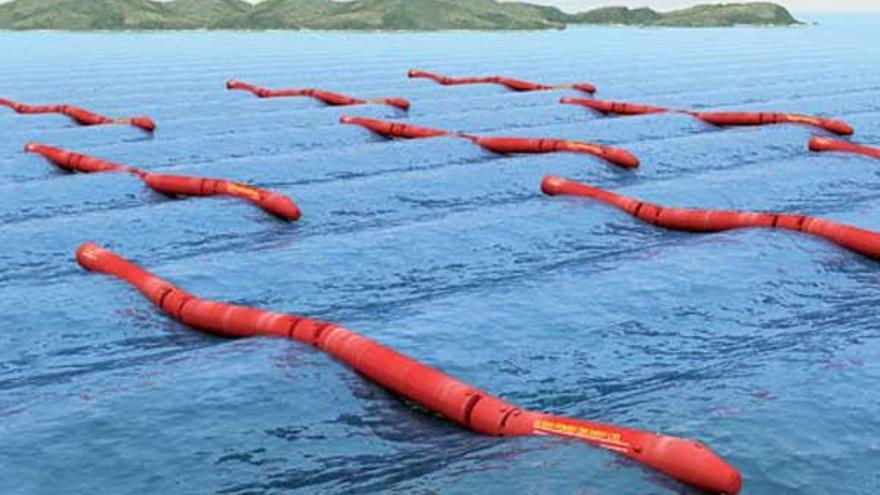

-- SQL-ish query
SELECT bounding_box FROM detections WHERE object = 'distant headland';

[0,0,803,31]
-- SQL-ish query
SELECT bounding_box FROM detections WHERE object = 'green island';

[0,0,802,31]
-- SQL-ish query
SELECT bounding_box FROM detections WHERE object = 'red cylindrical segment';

[13,103,66,114]
[24,142,128,173]
[794,217,880,260]
[226,79,265,95]
[542,175,640,211]
[694,112,773,126]
[570,83,598,94]
[556,140,640,169]
[217,180,302,221]
[307,89,363,106]
[61,105,115,126]
[317,324,500,428]
[227,80,308,98]
[407,69,492,85]
[227,79,274,97]
[632,432,742,495]
[532,414,741,494]
[777,114,853,136]
[542,175,880,260]
[123,117,157,132]
[1,99,65,114]
[371,97,411,110]
[179,299,268,338]
[466,135,559,154]
[809,136,880,159]
[560,97,669,116]
[468,394,537,436]
[140,173,214,196]
[408,69,458,84]
[76,243,181,306]
[266,89,312,97]
[494,77,552,91]
[339,116,450,139]
[469,136,639,169]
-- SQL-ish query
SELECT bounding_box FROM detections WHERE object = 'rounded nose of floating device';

[564,143,640,168]
[383,98,411,110]
[808,136,880,159]
[226,79,261,94]
[130,117,156,132]
[603,148,640,168]
[23,141,39,153]
[261,193,302,221]
[540,175,567,196]
[571,83,597,94]
[76,242,113,274]
[818,118,854,136]
[558,141,639,169]
[809,136,836,152]
[637,436,742,494]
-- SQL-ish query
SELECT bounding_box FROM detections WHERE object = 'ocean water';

[1,13,879,494]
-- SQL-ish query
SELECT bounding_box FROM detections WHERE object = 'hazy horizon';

[521,0,879,13]
[0,0,877,13]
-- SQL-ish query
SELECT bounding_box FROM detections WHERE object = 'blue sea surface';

[1,13,879,494]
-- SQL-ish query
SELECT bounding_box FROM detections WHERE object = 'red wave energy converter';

[75,242,742,495]
[461,134,639,169]
[809,136,880,160]
[692,112,854,136]
[339,115,450,138]
[24,143,300,221]
[0,98,155,132]
[560,97,854,136]
[408,69,596,94]
[226,79,410,110]
[339,116,639,168]
[560,97,670,116]
[541,175,880,261]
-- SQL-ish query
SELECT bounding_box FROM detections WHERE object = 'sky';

[0,0,877,12]
[524,1,880,13]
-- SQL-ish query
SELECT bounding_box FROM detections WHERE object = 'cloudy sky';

[537,1,878,12]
